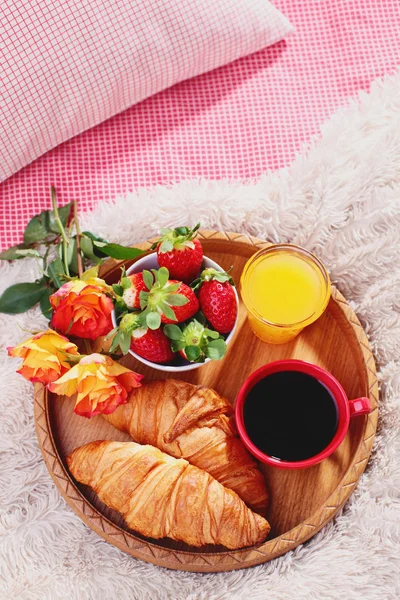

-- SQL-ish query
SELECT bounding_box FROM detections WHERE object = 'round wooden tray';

[34,230,379,572]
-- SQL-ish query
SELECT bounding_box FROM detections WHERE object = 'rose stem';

[73,199,83,278]
[51,186,70,277]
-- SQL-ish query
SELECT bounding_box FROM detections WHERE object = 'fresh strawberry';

[194,268,237,334]
[164,318,227,363]
[121,272,148,309]
[131,327,176,364]
[113,312,176,363]
[160,280,199,324]
[139,267,199,329]
[152,224,203,283]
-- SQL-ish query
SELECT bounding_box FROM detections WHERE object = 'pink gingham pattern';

[1,1,400,250]
[0,0,292,182]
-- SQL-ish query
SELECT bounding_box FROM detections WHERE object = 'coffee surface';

[243,371,338,461]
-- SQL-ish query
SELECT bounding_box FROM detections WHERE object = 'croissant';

[104,379,268,514]
[67,440,270,549]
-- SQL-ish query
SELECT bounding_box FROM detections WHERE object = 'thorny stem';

[74,199,83,278]
[51,186,70,277]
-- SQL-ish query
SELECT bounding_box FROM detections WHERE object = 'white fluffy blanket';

[1,71,400,600]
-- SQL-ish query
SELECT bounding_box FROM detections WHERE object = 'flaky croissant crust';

[104,379,268,514]
[67,440,270,549]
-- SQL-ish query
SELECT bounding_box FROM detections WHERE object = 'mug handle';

[349,397,372,417]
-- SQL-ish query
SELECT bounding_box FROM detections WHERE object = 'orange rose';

[50,280,114,340]
[7,329,79,384]
[48,353,143,418]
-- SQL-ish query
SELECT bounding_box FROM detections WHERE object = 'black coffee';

[243,371,338,462]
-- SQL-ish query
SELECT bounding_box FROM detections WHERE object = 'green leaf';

[48,202,72,233]
[185,345,201,361]
[171,339,185,352]
[92,241,145,260]
[165,282,180,293]
[163,324,182,340]
[146,312,161,330]
[48,258,66,289]
[81,231,109,258]
[0,245,41,260]
[67,238,78,275]
[80,236,100,264]
[13,249,42,259]
[206,338,227,361]
[175,227,189,236]
[156,267,169,287]
[204,328,220,339]
[160,302,177,321]
[0,244,28,260]
[114,296,128,315]
[23,203,72,244]
[24,212,51,244]
[160,240,173,253]
[166,293,188,306]
[0,282,47,314]
[139,291,149,310]
[40,289,54,319]
[82,231,108,243]
[112,284,124,296]
[110,331,121,353]
[142,270,154,290]
[119,330,131,355]
[120,277,132,290]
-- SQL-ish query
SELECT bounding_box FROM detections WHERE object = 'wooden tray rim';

[34,230,379,572]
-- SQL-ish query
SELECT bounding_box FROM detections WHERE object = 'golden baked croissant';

[104,379,268,514]
[67,440,270,549]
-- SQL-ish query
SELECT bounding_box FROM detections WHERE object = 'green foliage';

[163,324,182,340]
[47,257,66,289]
[185,345,201,361]
[0,188,146,317]
[146,311,161,330]
[40,289,54,318]
[0,282,48,314]
[205,338,227,360]
[23,203,72,244]
[164,318,226,363]
[0,245,41,260]
[92,241,145,260]
[151,223,200,252]
[142,270,154,290]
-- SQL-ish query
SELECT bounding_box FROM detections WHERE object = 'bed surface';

[1,0,400,248]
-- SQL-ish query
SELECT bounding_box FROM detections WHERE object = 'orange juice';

[241,245,331,343]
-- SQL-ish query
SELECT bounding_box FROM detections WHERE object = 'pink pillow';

[0,1,292,181]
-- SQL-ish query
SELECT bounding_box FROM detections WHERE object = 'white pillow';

[0,0,292,181]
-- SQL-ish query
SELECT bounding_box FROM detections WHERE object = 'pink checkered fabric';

[0,0,292,182]
[1,1,400,251]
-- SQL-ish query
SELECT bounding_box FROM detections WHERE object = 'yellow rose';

[8,330,79,384]
[48,353,143,418]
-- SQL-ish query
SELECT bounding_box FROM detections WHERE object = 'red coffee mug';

[235,359,372,469]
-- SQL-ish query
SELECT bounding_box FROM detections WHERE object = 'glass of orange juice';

[240,244,331,344]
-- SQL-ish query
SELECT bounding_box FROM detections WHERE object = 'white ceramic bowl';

[112,252,238,372]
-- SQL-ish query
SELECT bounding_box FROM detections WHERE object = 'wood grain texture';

[34,231,379,572]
